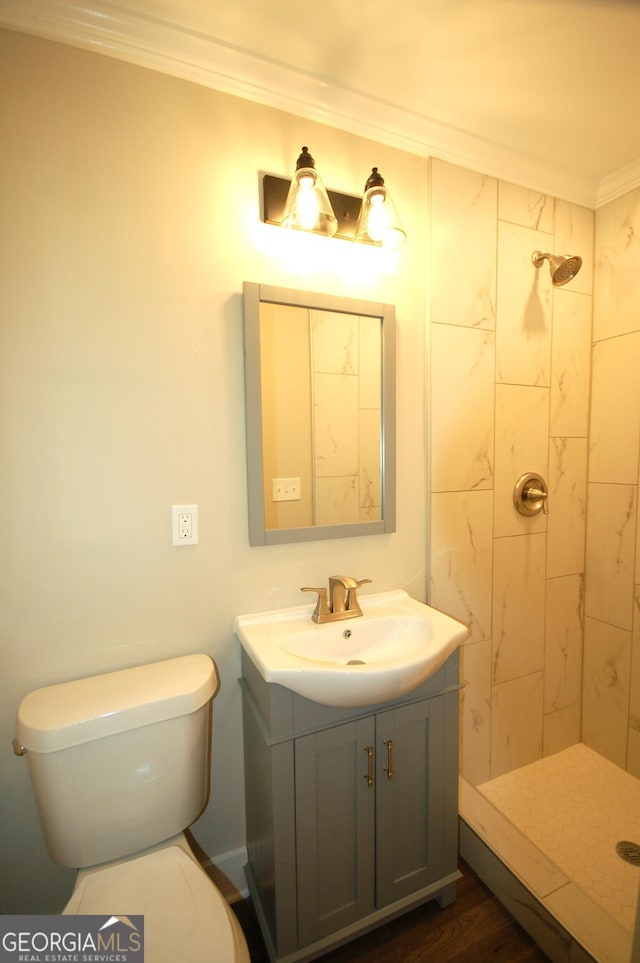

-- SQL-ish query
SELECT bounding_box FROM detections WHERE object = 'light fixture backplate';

[262,174,362,240]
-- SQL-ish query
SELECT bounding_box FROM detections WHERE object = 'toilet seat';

[64,841,249,963]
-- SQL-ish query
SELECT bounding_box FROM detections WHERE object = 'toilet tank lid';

[16,654,218,753]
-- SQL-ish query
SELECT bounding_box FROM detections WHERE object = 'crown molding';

[1,0,635,209]
[596,158,640,209]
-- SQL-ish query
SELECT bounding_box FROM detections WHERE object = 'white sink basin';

[235,589,469,707]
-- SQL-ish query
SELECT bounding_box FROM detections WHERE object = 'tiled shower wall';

[311,311,382,525]
[428,159,594,785]
[584,185,640,775]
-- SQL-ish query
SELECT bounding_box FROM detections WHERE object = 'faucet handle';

[301,586,331,624]
[347,577,372,614]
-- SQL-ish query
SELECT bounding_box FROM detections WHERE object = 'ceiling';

[2,0,640,207]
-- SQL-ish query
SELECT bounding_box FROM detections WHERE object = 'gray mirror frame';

[243,282,396,546]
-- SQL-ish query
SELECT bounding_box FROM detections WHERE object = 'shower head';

[532,251,582,287]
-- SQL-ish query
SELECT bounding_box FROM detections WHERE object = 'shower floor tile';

[476,743,640,932]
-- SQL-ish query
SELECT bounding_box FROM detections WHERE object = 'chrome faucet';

[301,576,372,624]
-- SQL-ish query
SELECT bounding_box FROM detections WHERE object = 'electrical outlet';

[172,504,198,545]
[272,477,301,502]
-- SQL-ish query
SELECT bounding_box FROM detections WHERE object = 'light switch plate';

[272,478,301,502]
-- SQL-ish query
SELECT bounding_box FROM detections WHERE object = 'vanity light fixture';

[280,147,338,237]
[261,148,406,247]
[354,167,406,251]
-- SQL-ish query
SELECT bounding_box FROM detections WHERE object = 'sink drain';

[616,841,640,865]
[347,659,366,665]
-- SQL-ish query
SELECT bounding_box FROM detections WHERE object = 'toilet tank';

[16,654,218,869]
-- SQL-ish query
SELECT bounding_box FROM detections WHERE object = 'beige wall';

[584,186,640,773]
[259,302,313,530]
[0,29,428,913]
[428,159,594,785]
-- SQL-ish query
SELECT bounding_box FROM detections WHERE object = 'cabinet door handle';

[364,745,374,788]
[384,738,394,781]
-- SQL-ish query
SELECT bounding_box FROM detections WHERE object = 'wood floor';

[233,859,551,962]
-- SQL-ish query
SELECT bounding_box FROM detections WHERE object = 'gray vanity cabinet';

[240,648,461,963]
[295,717,376,945]
[376,697,448,905]
[295,696,449,948]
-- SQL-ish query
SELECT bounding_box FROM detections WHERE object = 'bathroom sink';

[235,589,469,707]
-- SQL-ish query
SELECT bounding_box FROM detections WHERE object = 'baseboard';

[201,846,249,903]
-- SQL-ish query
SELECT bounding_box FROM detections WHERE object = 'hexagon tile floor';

[477,743,640,931]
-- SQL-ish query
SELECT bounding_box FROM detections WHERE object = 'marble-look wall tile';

[311,310,358,374]
[544,574,584,713]
[358,315,381,408]
[430,490,493,642]
[315,475,359,525]
[494,384,549,538]
[460,639,492,786]
[583,616,632,767]
[430,159,497,329]
[546,437,587,579]
[626,729,640,779]
[491,672,544,778]
[358,408,380,519]
[589,331,640,484]
[549,290,591,437]
[313,372,358,477]
[587,191,640,776]
[492,533,546,684]
[496,222,552,386]
[431,323,495,492]
[627,584,640,776]
[637,474,640,585]
[428,160,594,785]
[585,483,636,631]
[554,199,594,298]
[543,703,581,758]
[593,186,640,341]
[498,181,554,233]
[628,586,640,773]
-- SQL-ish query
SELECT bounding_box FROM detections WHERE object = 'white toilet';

[15,654,250,963]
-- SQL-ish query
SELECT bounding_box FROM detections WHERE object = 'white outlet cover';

[171,504,198,545]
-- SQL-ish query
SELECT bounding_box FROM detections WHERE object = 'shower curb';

[459,819,597,963]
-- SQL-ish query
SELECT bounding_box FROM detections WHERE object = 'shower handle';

[514,472,549,516]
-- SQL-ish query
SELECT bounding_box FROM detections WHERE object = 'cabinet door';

[375,696,446,907]
[295,717,376,946]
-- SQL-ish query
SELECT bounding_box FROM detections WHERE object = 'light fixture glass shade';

[354,168,406,250]
[280,147,338,237]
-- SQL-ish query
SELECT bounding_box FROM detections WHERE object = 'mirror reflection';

[243,283,396,545]
[260,302,382,530]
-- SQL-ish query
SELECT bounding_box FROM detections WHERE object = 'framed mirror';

[243,282,396,545]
